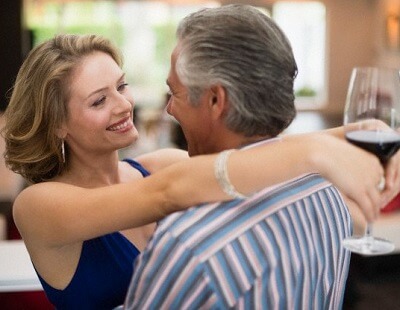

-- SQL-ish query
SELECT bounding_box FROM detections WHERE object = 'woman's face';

[63,51,138,158]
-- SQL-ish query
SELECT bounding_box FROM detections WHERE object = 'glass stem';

[365,223,374,246]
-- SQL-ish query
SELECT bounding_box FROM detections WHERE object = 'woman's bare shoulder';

[15,182,77,204]
[13,182,82,221]
[13,181,89,246]
[134,148,189,173]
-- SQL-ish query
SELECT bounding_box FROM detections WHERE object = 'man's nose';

[165,99,172,115]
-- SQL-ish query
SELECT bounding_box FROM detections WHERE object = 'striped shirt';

[125,173,352,309]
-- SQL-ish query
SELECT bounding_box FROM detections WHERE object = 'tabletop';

[374,210,400,254]
[0,240,42,292]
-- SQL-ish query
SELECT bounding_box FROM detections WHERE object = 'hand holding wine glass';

[343,67,400,255]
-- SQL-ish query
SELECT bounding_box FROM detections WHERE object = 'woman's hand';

[306,133,384,223]
[324,124,400,217]
[344,198,367,235]
[382,150,400,205]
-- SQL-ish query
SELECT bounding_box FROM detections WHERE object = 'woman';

[1,34,391,309]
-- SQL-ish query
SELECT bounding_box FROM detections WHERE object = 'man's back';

[126,173,351,309]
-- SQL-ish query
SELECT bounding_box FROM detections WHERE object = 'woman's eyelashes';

[118,82,129,92]
[91,83,129,107]
[92,95,106,107]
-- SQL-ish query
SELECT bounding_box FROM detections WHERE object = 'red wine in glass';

[342,67,400,255]
[345,130,400,164]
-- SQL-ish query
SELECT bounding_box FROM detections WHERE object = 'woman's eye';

[92,96,106,107]
[118,83,129,92]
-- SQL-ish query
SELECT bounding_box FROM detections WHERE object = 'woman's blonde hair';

[1,34,122,184]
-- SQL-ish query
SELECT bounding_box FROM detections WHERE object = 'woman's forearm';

[161,132,383,222]
[323,126,345,139]
[20,131,383,244]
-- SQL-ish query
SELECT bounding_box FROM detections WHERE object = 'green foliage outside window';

[26,1,123,47]
[295,86,317,98]
[152,22,177,81]
[31,25,124,48]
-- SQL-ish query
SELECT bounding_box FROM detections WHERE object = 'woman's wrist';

[301,134,333,178]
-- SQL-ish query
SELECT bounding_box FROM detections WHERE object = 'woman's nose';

[114,92,134,113]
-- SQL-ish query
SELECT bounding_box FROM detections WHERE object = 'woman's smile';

[107,117,134,133]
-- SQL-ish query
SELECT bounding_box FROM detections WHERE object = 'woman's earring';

[61,140,66,163]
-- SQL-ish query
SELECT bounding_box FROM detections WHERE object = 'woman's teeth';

[108,121,129,131]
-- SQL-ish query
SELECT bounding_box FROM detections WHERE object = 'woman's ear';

[55,127,67,140]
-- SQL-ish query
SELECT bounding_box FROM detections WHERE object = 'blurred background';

[0,0,400,309]
[3,0,400,193]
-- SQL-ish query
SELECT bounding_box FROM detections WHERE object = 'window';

[273,1,327,109]
[24,0,326,111]
[24,0,219,109]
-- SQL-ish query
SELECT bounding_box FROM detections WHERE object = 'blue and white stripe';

[125,173,352,309]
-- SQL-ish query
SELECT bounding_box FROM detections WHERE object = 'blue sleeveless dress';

[36,159,150,309]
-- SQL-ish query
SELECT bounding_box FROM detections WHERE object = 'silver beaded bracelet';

[214,149,247,199]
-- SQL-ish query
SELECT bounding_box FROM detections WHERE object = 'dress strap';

[122,158,150,177]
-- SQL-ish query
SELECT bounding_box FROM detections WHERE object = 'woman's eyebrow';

[85,73,126,100]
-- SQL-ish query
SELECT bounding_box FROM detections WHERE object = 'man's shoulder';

[151,173,342,253]
[154,201,224,246]
[253,172,338,204]
[156,173,340,234]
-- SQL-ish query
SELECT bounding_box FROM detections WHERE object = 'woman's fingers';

[382,150,400,205]
[342,195,367,235]
[340,142,383,221]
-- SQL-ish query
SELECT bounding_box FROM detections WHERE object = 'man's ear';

[209,84,228,120]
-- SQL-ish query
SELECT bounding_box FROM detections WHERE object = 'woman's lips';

[107,118,133,132]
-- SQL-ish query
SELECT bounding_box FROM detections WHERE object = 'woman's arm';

[134,148,189,174]
[324,126,345,139]
[13,132,383,247]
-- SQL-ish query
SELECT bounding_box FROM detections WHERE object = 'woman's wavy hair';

[1,34,122,184]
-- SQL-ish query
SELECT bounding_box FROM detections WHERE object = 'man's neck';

[238,136,274,149]
[214,134,273,152]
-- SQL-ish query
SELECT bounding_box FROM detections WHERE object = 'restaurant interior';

[0,0,400,309]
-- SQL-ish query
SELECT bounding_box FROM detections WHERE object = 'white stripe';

[237,234,263,276]
[163,256,199,308]
[224,244,251,291]
[180,274,209,309]
[253,224,280,309]
[208,255,236,306]
[268,218,293,306]
[141,236,187,308]
[287,203,311,309]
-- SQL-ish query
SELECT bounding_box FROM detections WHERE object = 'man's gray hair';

[176,4,298,137]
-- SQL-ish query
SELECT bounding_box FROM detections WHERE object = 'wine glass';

[343,67,400,255]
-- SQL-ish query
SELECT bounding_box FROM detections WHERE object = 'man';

[125,4,351,309]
